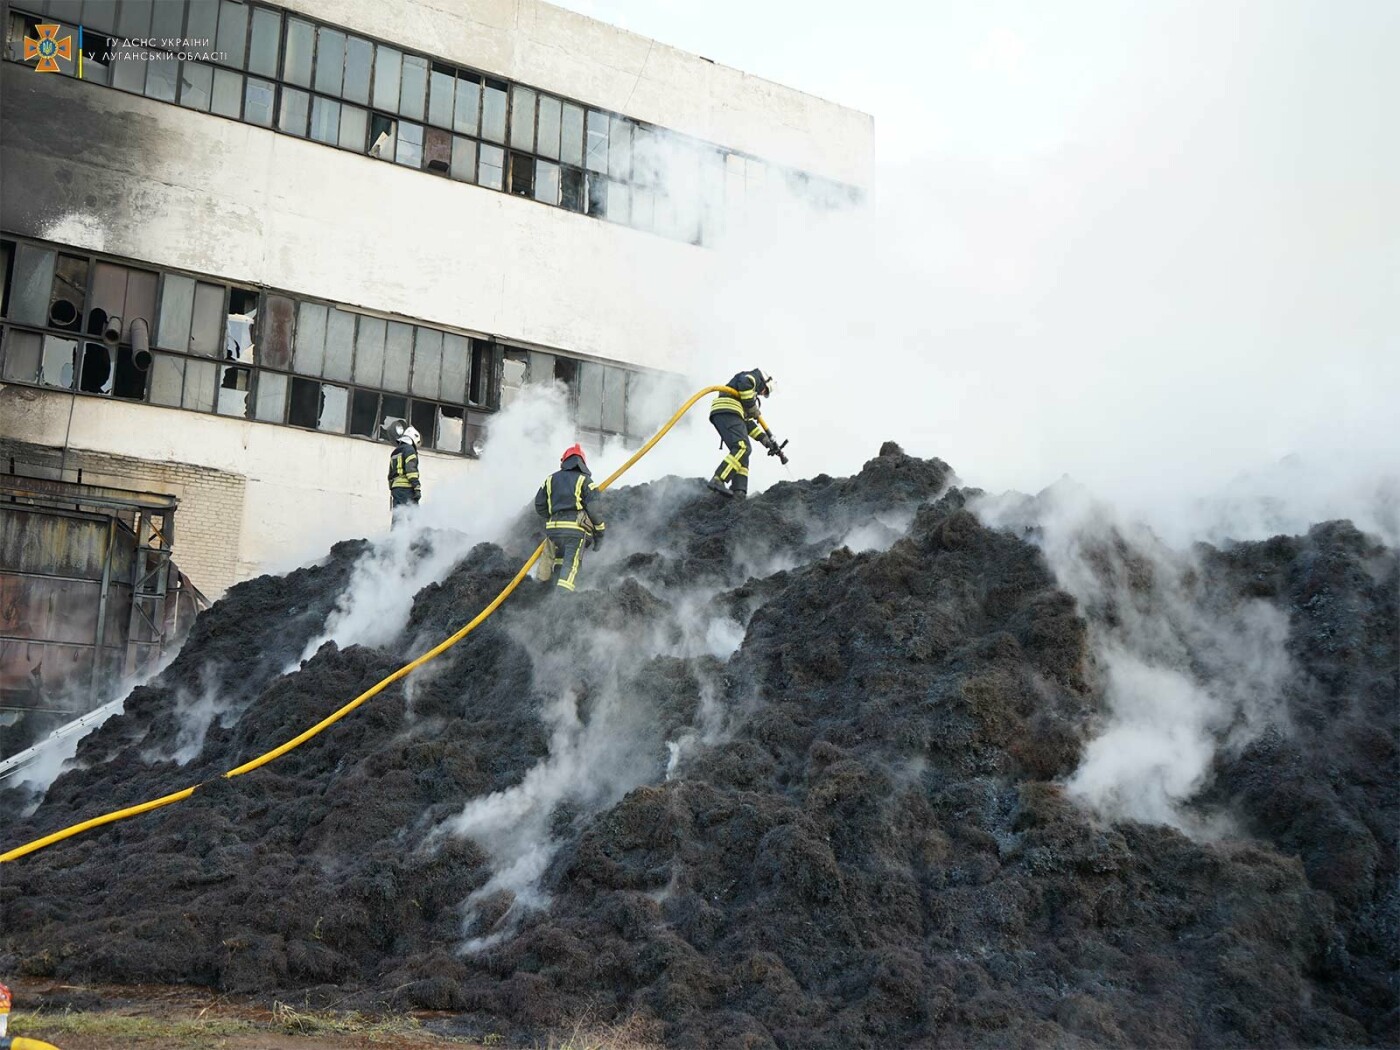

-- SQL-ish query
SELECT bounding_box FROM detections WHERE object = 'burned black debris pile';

[1,445,1395,1049]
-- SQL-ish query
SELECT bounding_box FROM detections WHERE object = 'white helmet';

[755,370,774,396]
[401,425,422,446]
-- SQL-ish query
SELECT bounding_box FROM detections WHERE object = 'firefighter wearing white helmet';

[707,368,785,499]
[388,423,422,526]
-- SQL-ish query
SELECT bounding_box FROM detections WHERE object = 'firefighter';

[535,444,606,592]
[388,425,422,527]
[707,368,784,499]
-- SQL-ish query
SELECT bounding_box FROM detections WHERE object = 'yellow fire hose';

[1,386,772,864]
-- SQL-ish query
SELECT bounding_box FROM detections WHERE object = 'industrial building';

[0,0,872,744]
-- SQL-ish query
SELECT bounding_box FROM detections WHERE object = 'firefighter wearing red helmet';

[707,368,783,499]
[535,443,607,592]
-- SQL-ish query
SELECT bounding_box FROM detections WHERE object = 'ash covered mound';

[1,445,1395,1049]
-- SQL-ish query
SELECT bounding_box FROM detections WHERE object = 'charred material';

[0,446,1394,1049]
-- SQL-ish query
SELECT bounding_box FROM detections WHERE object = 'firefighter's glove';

[591,530,605,552]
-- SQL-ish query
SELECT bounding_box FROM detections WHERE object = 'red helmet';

[561,443,586,465]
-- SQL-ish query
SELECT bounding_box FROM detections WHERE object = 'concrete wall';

[0,384,474,596]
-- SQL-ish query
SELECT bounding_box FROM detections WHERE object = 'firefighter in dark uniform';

[535,444,606,592]
[707,368,784,499]
[388,425,422,527]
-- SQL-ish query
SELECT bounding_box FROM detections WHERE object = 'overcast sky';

[556,1,1398,538]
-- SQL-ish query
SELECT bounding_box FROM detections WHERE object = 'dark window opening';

[350,388,380,436]
[226,287,258,364]
[560,167,584,213]
[553,356,578,399]
[369,112,396,158]
[469,341,493,406]
[410,400,436,448]
[0,239,13,317]
[288,376,322,428]
[380,395,407,439]
[113,346,148,400]
[79,342,112,393]
[508,152,534,197]
[586,175,608,218]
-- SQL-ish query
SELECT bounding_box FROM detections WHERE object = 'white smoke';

[978,483,1296,833]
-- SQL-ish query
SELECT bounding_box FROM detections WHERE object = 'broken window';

[608,117,633,181]
[528,350,555,386]
[215,0,248,68]
[534,160,560,205]
[440,333,469,403]
[343,36,373,105]
[379,394,407,438]
[454,75,481,136]
[248,7,281,79]
[350,389,380,436]
[149,353,184,407]
[396,122,424,167]
[10,244,55,327]
[552,355,578,400]
[400,54,428,121]
[479,145,504,190]
[465,415,486,457]
[244,76,275,127]
[156,274,195,350]
[252,370,287,422]
[410,327,442,399]
[561,167,585,213]
[179,62,213,111]
[294,301,328,376]
[319,384,349,432]
[339,105,368,150]
[211,69,243,118]
[537,95,561,160]
[353,315,385,387]
[585,110,609,173]
[182,359,218,412]
[428,64,454,128]
[470,340,495,407]
[49,254,88,332]
[315,27,346,96]
[113,347,148,401]
[509,86,536,150]
[144,57,179,103]
[437,405,465,453]
[424,127,451,173]
[586,174,608,219]
[216,366,251,417]
[368,114,396,158]
[323,308,355,382]
[311,96,341,144]
[288,376,321,428]
[0,330,40,383]
[560,103,585,167]
[509,153,534,197]
[261,295,296,369]
[88,262,157,345]
[283,17,314,87]
[481,81,507,143]
[225,288,258,364]
[382,321,412,392]
[410,399,436,447]
[499,348,528,407]
[279,87,310,137]
[450,137,477,183]
[372,45,401,112]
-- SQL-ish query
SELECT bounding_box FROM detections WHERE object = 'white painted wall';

[279,0,874,187]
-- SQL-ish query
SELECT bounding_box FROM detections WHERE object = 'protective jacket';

[388,440,421,500]
[535,455,606,592]
[709,369,769,444]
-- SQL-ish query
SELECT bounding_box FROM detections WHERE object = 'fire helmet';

[561,443,586,466]
[755,370,774,396]
[401,425,422,446]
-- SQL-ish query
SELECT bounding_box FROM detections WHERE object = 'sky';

[552,0,1398,541]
